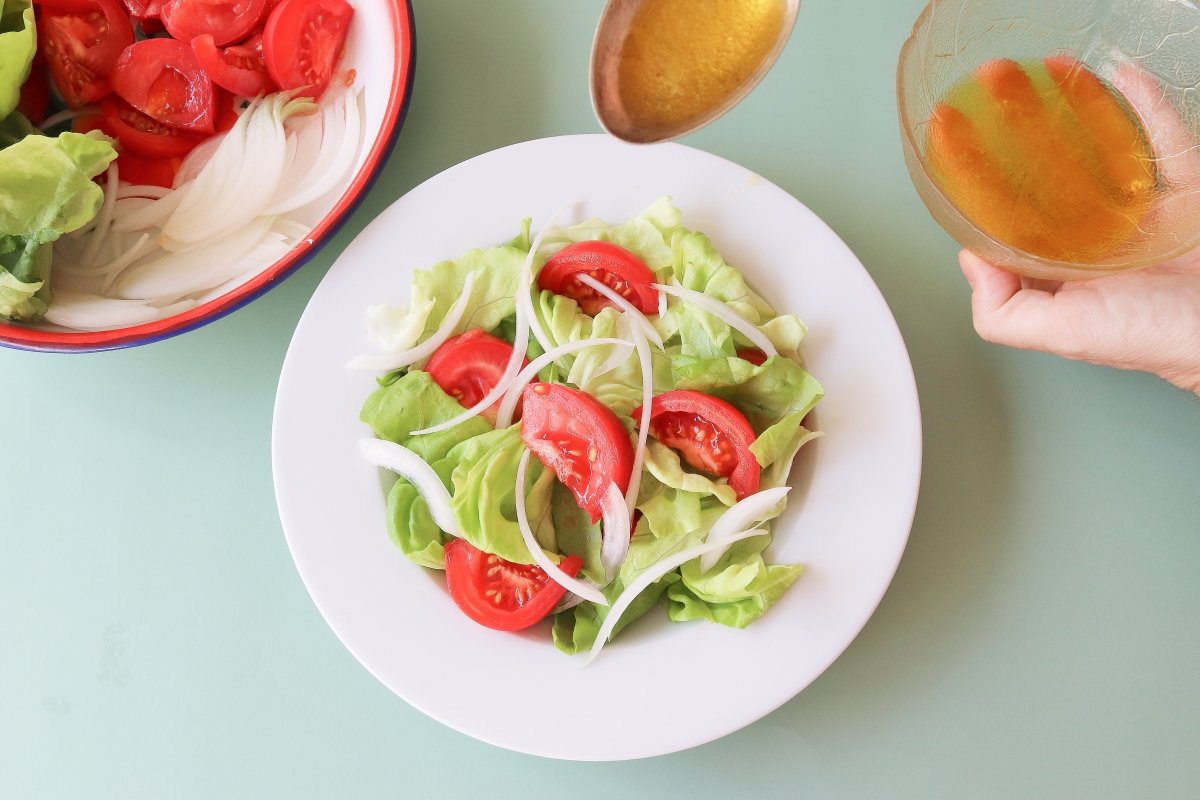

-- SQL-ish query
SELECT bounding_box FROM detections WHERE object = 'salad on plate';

[0,0,359,330]
[352,198,823,662]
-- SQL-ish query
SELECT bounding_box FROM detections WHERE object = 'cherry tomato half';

[110,38,217,133]
[537,240,659,316]
[635,389,761,500]
[161,0,270,47]
[425,329,528,426]
[520,382,634,523]
[262,0,353,100]
[99,97,208,159]
[37,0,135,108]
[191,32,276,97]
[444,539,581,632]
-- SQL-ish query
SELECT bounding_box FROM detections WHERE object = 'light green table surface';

[5,1,1199,796]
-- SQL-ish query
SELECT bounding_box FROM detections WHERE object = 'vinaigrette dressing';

[616,0,786,134]
[925,58,1157,263]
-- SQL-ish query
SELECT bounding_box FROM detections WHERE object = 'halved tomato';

[520,382,634,523]
[635,389,761,500]
[161,0,270,47]
[262,0,353,100]
[37,0,136,108]
[425,329,528,426]
[110,38,217,133]
[99,97,208,159]
[537,240,659,316]
[113,152,183,188]
[444,539,581,632]
[191,32,275,97]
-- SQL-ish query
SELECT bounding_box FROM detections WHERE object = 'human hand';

[958,63,1200,396]
[960,249,1200,395]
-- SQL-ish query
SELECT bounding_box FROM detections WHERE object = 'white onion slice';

[553,582,603,614]
[110,189,185,233]
[39,106,98,132]
[519,203,573,356]
[116,184,172,201]
[593,314,633,379]
[653,283,777,358]
[410,214,559,437]
[698,487,791,573]
[261,88,361,215]
[624,317,654,514]
[115,218,275,300]
[657,286,667,318]
[346,272,477,371]
[42,291,194,331]
[599,481,631,581]
[493,336,632,429]
[358,438,462,537]
[577,273,664,349]
[80,163,119,267]
[515,450,609,606]
[584,528,768,665]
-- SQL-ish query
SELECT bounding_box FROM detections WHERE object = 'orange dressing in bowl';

[925,58,1157,263]
[616,0,786,134]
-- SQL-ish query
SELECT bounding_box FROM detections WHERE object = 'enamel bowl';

[0,0,416,353]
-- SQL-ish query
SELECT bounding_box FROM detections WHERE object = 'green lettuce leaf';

[542,196,679,273]
[359,370,493,462]
[385,461,455,570]
[551,481,605,583]
[0,0,35,120]
[666,535,803,628]
[552,518,696,655]
[448,425,557,565]
[0,130,117,320]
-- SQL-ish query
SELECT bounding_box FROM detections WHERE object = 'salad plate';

[272,134,921,761]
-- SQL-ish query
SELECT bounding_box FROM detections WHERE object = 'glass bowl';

[898,0,1200,281]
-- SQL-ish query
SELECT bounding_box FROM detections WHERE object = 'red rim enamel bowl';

[0,0,416,353]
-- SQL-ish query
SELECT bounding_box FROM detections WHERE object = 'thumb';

[959,250,1085,356]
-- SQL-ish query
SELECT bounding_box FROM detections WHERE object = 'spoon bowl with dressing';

[591,0,801,144]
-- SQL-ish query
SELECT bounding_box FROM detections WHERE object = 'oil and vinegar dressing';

[925,58,1157,263]
[616,0,786,134]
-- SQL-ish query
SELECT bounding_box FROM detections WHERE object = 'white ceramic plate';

[272,134,922,761]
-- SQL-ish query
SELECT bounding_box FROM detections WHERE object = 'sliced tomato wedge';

[736,348,768,366]
[521,382,634,523]
[119,0,164,30]
[160,0,270,47]
[191,32,276,97]
[635,389,761,500]
[114,152,183,188]
[110,38,217,133]
[444,539,581,632]
[262,0,353,100]
[99,97,208,159]
[37,0,136,108]
[425,329,528,426]
[537,240,659,316]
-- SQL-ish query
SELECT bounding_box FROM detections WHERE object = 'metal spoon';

[590,0,801,144]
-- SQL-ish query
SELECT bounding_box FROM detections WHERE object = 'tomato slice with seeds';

[425,329,528,426]
[160,0,270,47]
[99,97,208,159]
[444,539,581,632]
[635,389,761,500]
[191,32,276,97]
[110,38,217,133]
[537,240,659,316]
[521,382,634,523]
[262,0,353,100]
[37,0,136,108]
